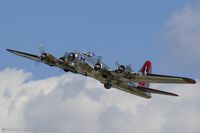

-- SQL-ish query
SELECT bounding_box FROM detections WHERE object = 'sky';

[1,0,199,78]
[0,0,200,133]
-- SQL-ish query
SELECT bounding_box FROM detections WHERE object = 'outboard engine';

[39,52,57,66]
[118,65,126,73]
[117,65,132,73]
[114,60,132,73]
[39,53,48,61]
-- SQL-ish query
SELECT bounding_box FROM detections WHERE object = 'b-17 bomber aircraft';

[6,48,196,99]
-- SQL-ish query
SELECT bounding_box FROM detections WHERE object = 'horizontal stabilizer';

[137,86,178,97]
[134,73,196,84]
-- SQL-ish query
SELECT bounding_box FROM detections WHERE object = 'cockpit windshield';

[82,52,95,57]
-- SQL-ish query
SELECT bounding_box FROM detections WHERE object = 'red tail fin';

[139,61,152,87]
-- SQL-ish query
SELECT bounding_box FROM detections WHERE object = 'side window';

[80,57,85,61]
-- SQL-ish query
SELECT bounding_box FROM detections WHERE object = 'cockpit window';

[82,52,87,56]
[82,52,95,57]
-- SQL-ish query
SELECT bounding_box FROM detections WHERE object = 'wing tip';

[6,49,20,55]
[6,49,13,52]
[183,78,196,84]
[6,49,17,54]
[172,93,179,97]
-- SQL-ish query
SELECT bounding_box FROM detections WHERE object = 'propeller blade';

[96,56,102,63]
[113,59,120,67]
[37,44,46,54]
[63,51,69,57]
[127,64,132,71]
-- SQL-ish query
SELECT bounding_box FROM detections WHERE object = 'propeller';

[35,44,46,66]
[96,55,102,63]
[113,59,120,67]
[37,44,46,54]
[113,60,133,73]
[58,51,69,65]
[63,51,69,58]
[126,64,132,72]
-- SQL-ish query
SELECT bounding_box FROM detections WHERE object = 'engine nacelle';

[39,53,48,61]
[94,63,102,71]
[118,65,126,73]
[116,65,132,73]
[68,52,76,61]
[39,53,57,65]
[58,57,66,65]
[94,63,107,71]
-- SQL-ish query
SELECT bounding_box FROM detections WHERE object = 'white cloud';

[0,68,199,133]
[157,3,200,76]
[167,4,200,55]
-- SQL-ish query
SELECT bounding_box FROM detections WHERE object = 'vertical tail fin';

[139,61,152,87]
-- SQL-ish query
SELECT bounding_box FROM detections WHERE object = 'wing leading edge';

[133,73,196,84]
[6,49,40,62]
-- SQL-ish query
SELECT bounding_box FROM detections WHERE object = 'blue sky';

[0,0,198,79]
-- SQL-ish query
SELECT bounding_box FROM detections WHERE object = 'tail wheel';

[104,83,112,89]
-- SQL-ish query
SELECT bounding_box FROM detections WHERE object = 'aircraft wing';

[136,86,178,97]
[7,49,41,62]
[132,73,196,84]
